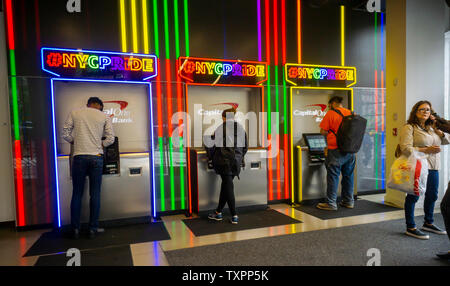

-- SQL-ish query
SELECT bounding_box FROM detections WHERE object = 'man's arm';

[102,117,115,147]
[62,113,74,144]
[320,128,328,136]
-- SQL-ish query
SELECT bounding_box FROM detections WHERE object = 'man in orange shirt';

[317,96,355,211]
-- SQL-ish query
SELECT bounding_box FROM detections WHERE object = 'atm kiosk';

[284,63,357,203]
[177,57,270,215]
[42,48,158,227]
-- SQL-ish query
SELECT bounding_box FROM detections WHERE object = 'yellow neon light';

[289,86,354,203]
[131,0,139,53]
[296,146,302,203]
[120,0,127,52]
[284,63,357,88]
[142,0,150,54]
[341,5,345,66]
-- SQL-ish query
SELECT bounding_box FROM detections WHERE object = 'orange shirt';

[319,107,352,150]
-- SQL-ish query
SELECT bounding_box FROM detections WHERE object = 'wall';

[385,0,450,207]
[0,12,15,223]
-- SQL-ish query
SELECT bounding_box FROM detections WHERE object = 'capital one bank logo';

[198,102,240,116]
[103,101,133,124]
[293,104,327,122]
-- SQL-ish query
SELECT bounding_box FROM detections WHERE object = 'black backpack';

[213,122,239,176]
[330,108,367,154]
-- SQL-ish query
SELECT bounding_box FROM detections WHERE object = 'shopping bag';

[387,151,428,196]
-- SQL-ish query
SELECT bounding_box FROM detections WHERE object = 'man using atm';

[62,97,115,239]
[316,96,356,211]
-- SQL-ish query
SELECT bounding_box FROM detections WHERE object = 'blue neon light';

[50,78,158,226]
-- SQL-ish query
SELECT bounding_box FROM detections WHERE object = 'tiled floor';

[0,194,443,266]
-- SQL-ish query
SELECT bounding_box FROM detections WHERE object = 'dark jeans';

[217,175,237,216]
[325,149,356,207]
[441,181,450,240]
[71,155,103,231]
[404,170,439,229]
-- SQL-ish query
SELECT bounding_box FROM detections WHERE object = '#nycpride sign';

[178,57,268,86]
[41,48,158,81]
[285,63,357,88]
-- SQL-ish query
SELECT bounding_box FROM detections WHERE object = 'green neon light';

[184,0,190,57]
[267,65,271,135]
[158,138,165,211]
[282,69,288,134]
[274,66,280,134]
[168,138,176,210]
[179,138,185,209]
[9,50,19,141]
[153,0,160,57]
[163,0,170,59]
[173,0,180,58]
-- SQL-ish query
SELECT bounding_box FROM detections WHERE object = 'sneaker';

[405,228,429,240]
[421,223,447,235]
[71,228,80,240]
[316,203,337,211]
[230,216,239,225]
[436,251,450,260]
[208,211,223,221]
[339,201,354,209]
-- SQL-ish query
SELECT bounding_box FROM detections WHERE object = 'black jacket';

[205,120,248,176]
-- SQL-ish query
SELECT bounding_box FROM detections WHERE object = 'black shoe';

[72,229,80,240]
[421,223,447,235]
[436,251,450,260]
[88,228,105,239]
[405,228,429,240]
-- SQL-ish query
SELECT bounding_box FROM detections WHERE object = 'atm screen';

[303,134,327,152]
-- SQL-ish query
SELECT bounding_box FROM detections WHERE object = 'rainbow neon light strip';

[5,0,25,227]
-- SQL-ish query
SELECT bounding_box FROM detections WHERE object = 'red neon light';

[281,0,286,65]
[6,0,15,50]
[156,59,164,137]
[273,0,278,66]
[265,0,271,63]
[297,0,302,63]
[268,135,273,201]
[34,0,41,48]
[166,59,174,136]
[276,135,281,200]
[14,140,25,226]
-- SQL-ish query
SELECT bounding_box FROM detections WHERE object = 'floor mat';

[166,215,450,266]
[34,245,133,266]
[24,222,170,257]
[183,208,302,237]
[295,199,401,220]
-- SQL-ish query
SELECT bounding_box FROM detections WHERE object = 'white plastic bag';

[387,151,428,196]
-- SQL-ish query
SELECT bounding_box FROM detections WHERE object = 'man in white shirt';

[62,97,115,239]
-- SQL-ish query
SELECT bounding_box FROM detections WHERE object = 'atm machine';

[42,48,158,227]
[284,63,357,204]
[178,57,270,215]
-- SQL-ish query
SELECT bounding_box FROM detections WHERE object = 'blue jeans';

[405,170,439,229]
[71,155,103,231]
[325,149,356,207]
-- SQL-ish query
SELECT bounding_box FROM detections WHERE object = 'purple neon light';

[257,0,262,61]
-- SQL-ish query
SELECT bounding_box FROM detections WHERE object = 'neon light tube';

[297,0,302,63]
[131,0,139,53]
[184,0,190,57]
[341,5,345,66]
[142,0,150,54]
[120,0,127,52]
[258,0,262,61]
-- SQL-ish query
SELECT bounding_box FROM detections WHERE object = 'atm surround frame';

[289,86,355,204]
[49,78,157,228]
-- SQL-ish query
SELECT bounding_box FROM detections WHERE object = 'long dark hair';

[407,100,434,129]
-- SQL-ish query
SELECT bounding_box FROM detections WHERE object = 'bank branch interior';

[0,0,449,267]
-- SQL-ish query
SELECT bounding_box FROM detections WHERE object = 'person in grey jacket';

[399,101,449,240]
